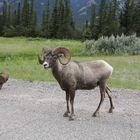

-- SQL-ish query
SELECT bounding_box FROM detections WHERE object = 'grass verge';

[0,37,140,90]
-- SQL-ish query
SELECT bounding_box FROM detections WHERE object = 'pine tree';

[45,0,50,36]
[2,0,8,27]
[82,20,92,39]
[63,0,75,38]
[42,0,50,37]
[7,3,11,27]
[64,0,70,26]
[90,4,97,39]
[28,0,37,36]
[0,14,3,35]
[49,0,59,38]
[135,0,140,36]
[48,0,75,38]
[42,9,46,32]
[30,0,36,27]
[11,10,17,26]
[106,0,120,36]
[121,0,137,34]
[17,2,21,25]
[97,0,107,37]
[57,0,65,38]
[1,0,12,36]
[22,0,30,27]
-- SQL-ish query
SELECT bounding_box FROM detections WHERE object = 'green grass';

[0,37,84,58]
[0,37,140,90]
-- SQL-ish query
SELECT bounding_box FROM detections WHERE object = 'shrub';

[3,25,38,37]
[3,26,17,37]
[84,34,140,55]
[84,39,95,55]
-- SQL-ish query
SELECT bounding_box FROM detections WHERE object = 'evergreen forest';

[0,0,140,39]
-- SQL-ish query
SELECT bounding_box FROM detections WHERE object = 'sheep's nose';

[43,62,49,69]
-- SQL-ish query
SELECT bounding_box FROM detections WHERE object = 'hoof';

[69,114,75,121]
[109,108,113,113]
[63,112,70,117]
[69,116,74,121]
[92,113,97,117]
[109,107,114,113]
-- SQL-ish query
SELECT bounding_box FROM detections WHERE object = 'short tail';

[106,85,112,93]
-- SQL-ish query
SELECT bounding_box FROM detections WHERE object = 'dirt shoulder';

[0,79,140,140]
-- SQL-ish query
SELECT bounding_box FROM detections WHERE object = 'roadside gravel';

[0,79,140,140]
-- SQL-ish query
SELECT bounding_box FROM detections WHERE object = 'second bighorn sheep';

[0,72,9,90]
[38,47,114,120]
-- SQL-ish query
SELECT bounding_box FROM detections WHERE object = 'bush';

[84,34,140,55]
[3,26,17,37]
[3,25,38,37]
[84,39,95,55]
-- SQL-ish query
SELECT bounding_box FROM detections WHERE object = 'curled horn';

[38,48,47,64]
[53,47,71,65]
[38,55,44,64]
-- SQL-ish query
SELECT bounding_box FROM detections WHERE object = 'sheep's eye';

[53,55,58,60]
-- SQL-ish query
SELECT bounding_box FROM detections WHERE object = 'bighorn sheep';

[0,72,9,90]
[38,47,114,120]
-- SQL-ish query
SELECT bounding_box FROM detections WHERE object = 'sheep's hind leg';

[92,83,105,117]
[69,90,75,121]
[63,91,70,117]
[105,86,114,113]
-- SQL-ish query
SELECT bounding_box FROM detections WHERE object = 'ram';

[0,72,9,90]
[38,47,114,120]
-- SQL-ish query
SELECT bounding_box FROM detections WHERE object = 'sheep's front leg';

[69,90,75,121]
[63,91,70,117]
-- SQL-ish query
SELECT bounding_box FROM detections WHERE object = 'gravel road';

[0,79,140,140]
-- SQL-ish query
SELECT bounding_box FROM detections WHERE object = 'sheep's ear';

[42,47,46,52]
[42,47,51,54]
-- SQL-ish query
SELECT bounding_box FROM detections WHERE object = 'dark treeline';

[83,0,140,39]
[0,0,79,39]
[0,0,37,37]
[0,0,140,39]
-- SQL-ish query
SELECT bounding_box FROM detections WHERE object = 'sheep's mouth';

[43,64,50,69]
[44,66,50,69]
